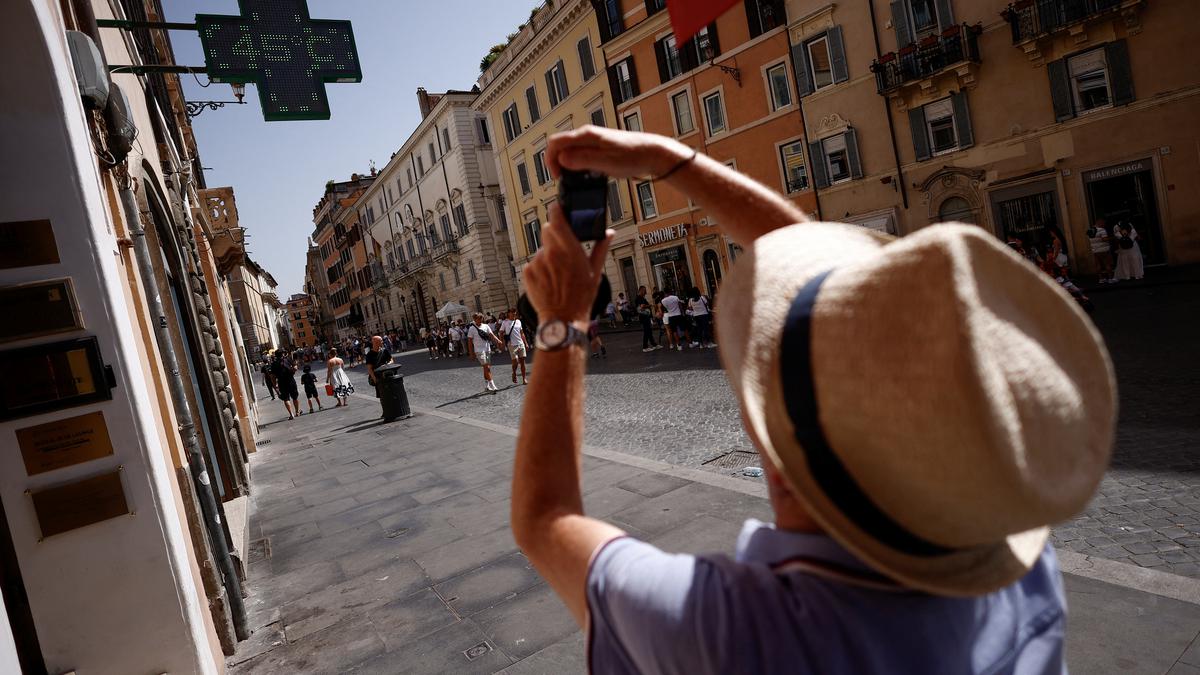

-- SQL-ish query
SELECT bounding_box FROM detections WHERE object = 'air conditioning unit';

[66,30,109,110]
[105,82,137,162]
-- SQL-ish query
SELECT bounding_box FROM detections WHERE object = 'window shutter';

[708,22,721,57]
[951,91,974,149]
[890,0,912,47]
[909,106,931,161]
[578,38,595,80]
[628,59,641,97]
[607,65,624,104]
[644,0,663,15]
[1105,39,1135,106]
[680,38,699,72]
[791,42,813,96]
[526,86,540,122]
[545,71,558,106]
[934,0,955,30]
[808,141,830,188]
[745,0,763,39]
[824,26,849,85]
[654,40,670,84]
[557,59,570,98]
[1047,58,1074,122]
[845,128,863,179]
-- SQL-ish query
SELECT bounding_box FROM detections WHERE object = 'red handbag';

[325,384,335,396]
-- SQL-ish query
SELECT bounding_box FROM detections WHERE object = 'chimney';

[417,87,432,119]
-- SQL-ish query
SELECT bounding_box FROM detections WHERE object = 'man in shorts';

[468,312,505,393]
[501,307,528,385]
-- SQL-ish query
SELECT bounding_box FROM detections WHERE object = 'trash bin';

[374,363,410,421]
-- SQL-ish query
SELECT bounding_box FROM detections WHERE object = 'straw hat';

[716,223,1115,596]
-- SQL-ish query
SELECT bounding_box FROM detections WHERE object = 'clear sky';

[163,0,537,297]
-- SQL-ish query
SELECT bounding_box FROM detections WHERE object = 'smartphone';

[558,169,609,241]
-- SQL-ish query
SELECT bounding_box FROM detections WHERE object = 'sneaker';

[676,345,683,351]
[690,341,700,348]
[654,345,664,350]
[705,342,718,348]
[642,347,654,353]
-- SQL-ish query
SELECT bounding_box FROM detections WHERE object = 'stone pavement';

[229,376,1200,674]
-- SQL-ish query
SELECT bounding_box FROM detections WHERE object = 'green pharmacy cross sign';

[196,0,361,121]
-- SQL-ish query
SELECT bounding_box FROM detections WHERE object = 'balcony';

[431,239,458,261]
[872,24,982,96]
[1002,0,1141,46]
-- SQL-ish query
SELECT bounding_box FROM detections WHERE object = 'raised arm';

[546,125,809,246]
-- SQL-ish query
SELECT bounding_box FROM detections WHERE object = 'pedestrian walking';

[300,365,322,413]
[261,362,277,400]
[589,319,606,359]
[468,312,505,393]
[1112,221,1144,281]
[687,286,716,348]
[660,289,684,350]
[510,125,1115,674]
[448,323,461,357]
[501,308,529,385]
[325,348,353,407]
[635,286,659,353]
[425,326,438,360]
[270,352,300,419]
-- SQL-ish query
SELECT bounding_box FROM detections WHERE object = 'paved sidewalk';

[229,387,1200,674]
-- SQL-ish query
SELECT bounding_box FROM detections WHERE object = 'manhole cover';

[463,642,492,660]
[248,537,271,563]
[703,450,758,469]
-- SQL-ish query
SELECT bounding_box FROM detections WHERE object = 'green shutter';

[791,42,812,96]
[891,0,912,47]
[845,128,863,179]
[1105,39,1135,106]
[951,92,974,149]
[909,106,930,161]
[828,26,849,84]
[809,141,829,188]
[1047,58,1074,122]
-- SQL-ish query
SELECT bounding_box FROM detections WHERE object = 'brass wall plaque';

[0,279,83,343]
[0,337,112,421]
[30,470,128,539]
[16,411,114,476]
[0,220,60,269]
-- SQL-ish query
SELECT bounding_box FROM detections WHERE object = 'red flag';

[667,0,741,41]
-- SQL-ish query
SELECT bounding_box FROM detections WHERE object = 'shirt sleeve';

[587,537,732,675]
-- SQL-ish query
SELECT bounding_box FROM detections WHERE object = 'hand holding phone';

[558,169,609,242]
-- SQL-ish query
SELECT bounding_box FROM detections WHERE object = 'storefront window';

[648,246,690,294]
[994,190,1063,264]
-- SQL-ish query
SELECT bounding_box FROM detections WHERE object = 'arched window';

[938,196,975,224]
[404,204,414,222]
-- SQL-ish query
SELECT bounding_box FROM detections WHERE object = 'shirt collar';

[735,519,875,574]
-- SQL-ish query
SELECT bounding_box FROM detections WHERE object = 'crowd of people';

[258,333,397,420]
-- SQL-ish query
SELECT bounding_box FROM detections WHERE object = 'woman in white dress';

[1112,221,1144,281]
[326,347,354,407]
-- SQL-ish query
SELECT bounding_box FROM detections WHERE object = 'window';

[442,127,451,152]
[671,90,694,135]
[453,266,461,285]
[703,92,725,135]
[546,60,570,107]
[478,117,491,145]
[440,272,446,291]
[610,58,638,104]
[780,141,807,193]
[469,260,477,280]
[502,103,521,142]
[533,149,550,185]
[598,0,623,41]
[636,181,657,218]
[578,37,596,81]
[416,156,424,176]
[496,204,508,230]
[645,0,666,14]
[440,213,454,241]
[517,161,531,195]
[524,218,542,252]
[428,142,437,165]
[766,63,792,110]
[692,26,718,63]
[623,111,642,132]
[939,196,975,223]
[925,99,957,154]
[526,85,541,123]
[807,37,833,90]
[590,108,606,127]
[659,36,683,81]
[809,129,862,187]
[406,168,413,188]
[453,203,468,233]
[1070,48,1111,113]
[474,295,483,313]
[908,0,939,37]
[1049,41,1132,121]
[746,0,786,38]
[406,240,416,259]
[909,93,972,161]
[607,180,624,221]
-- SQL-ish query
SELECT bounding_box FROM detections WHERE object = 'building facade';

[228,254,281,358]
[474,0,638,297]
[361,89,518,334]
[304,237,334,344]
[286,294,316,348]
[311,174,376,341]
[589,0,821,298]
[781,0,1198,272]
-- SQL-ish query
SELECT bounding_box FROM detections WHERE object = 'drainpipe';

[868,0,910,211]
[118,177,249,642]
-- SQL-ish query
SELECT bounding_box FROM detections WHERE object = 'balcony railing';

[1002,0,1125,43]
[431,239,458,260]
[871,23,982,94]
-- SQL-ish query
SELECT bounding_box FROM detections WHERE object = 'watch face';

[541,320,567,347]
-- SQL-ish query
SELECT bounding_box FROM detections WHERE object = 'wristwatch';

[535,319,589,352]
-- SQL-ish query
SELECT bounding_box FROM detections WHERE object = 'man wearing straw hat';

[510,126,1115,674]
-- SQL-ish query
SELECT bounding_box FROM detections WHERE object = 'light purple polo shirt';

[586,519,1067,674]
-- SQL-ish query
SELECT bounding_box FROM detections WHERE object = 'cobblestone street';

[354,281,1200,577]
